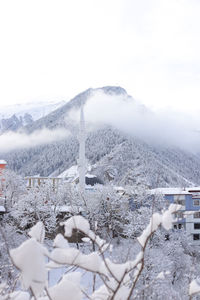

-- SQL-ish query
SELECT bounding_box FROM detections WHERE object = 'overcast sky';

[0,0,200,113]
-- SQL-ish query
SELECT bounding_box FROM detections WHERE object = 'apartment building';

[151,187,200,245]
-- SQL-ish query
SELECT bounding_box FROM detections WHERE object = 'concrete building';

[151,187,200,245]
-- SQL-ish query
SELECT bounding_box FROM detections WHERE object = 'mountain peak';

[99,86,127,95]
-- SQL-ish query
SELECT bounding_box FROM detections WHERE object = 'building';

[0,160,7,198]
[25,176,63,191]
[0,160,7,171]
[151,187,200,245]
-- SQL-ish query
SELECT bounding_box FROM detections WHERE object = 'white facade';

[151,187,200,245]
[185,212,200,245]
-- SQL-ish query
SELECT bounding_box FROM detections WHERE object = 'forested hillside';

[2,86,200,188]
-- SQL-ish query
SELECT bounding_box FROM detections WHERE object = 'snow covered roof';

[0,160,7,164]
[58,165,78,179]
[58,165,103,185]
[150,187,200,195]
[150,188,191,195]
[85,173,96,178]
[0,206,6,212]
[187,187,200,192]
[114,186,125,191]
[52,205,84,213]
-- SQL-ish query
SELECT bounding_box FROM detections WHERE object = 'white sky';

[0,0,200,113]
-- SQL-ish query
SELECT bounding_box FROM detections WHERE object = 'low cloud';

[0,128,69,153]
[69,90,200,152]
[7,90,198,154]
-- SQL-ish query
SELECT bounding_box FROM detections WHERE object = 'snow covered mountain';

[2,86,200,188]
[0,113,34,133]
[0,99,68,120]
[0,99,68,133]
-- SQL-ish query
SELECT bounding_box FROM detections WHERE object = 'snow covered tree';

[1,169,25,210]
[0,204,186,299]
[11,183,58,235]
[0,221,26,290]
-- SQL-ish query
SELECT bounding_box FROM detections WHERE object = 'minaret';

[78,104,86,196]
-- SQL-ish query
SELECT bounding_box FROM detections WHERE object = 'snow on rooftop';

[58,165,97,182]
[52,205,84,213]
[187,187,200,192]
[58,165,78,179]
[0,206,6,212]
[150,188,190,195]
[0,160,6,164]
[114,186,125,191]
[150,187,200,195]
[85,174,96,178]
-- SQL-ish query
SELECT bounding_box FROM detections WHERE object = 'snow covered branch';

[2,204,183,299]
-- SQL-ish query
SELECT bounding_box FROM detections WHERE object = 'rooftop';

[150,187,200,195]
[150,188,191,195]
[0,206,6,212]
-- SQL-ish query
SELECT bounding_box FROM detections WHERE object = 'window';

[175,212,183,219]
[194,200,200,206]
[194,212,200,218]
[165,234,169,241]
[179,212,183,218]
[193,234,200,240]
[194,223,200,229]
[174,195,185,206]
[178,224,182,229]
[173,224,183,229]
[176,200,185,205]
